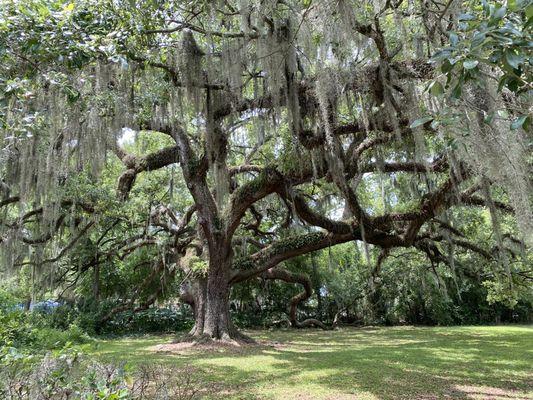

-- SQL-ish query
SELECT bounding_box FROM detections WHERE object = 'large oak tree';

[1,0,530,341]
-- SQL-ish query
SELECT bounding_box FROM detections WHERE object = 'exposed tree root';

[294,318,329,329]
[175,320,256,346]
[175,331,255,347]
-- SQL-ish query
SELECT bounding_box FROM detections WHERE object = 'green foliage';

[1,346,212,400]
[30,300,193,336]
[102,307,192,335]
[30,324,91,350]
[0,310,34,348]
[484,280,520,307]
[430,0,532,127]
[0,308,91,350]
[189,256,208,275]
[0,347,130,400]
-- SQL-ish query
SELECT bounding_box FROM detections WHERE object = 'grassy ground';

[86,325,533,399]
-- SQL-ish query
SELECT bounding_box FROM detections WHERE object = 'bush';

[0,309,35,348]
[0,347,214,400]
[37,303,80,330]
[0,289,19,312]
[4,298,194,339]
[45,300,194,335]
[231,307,289,329]
[0,347,129,400]
[102,307,193,335]
[29,325,91,350]
[0,309,91,350]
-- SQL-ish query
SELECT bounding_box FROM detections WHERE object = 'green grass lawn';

[86,325,533,399]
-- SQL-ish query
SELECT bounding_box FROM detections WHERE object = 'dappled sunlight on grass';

[87,326,533,399]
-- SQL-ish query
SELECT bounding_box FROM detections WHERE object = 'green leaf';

[506,77,521,92]
[431,49,452,62]
[497,109,509,119]
[37,5,51,18]
[511,115,527,130]
[63,3,75,13]
[64,86,80,103]
[463,59,479,69]
[471,32,487,48]
[451,83,462,99]
[410,116,433,128]
[441,59,454,73]
[458,13,475,21]
[505,50,523,69]
[449,32,459,46]
[527,4,533,19]
[484,112,495,125]
[491,6,507,23]
[497,75,509,92]
[524,116,531,131]
[429,81,444,96]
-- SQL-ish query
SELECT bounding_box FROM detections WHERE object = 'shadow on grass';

[89,326,533,399]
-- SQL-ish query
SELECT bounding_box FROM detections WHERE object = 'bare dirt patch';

[148,338,286,355]
[452,384,533,399]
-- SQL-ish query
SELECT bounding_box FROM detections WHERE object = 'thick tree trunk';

[180,246,251,343]
[203,256,232,339]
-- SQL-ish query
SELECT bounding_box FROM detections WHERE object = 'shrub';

[5,298,194,339]
[38,303,80,330]
[29,325,92,350]
[0,347,214,400]
[101,307,193,335]
[0,309,35,348]
[231,307,288,329]
[0,347,129,400]
[0,308,91,350]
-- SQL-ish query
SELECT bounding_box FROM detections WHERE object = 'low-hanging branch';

[262,267,329,330]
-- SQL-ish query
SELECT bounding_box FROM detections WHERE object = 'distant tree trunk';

[93,261,100,304]
[333,308,341,328]
[312,254,323,319]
